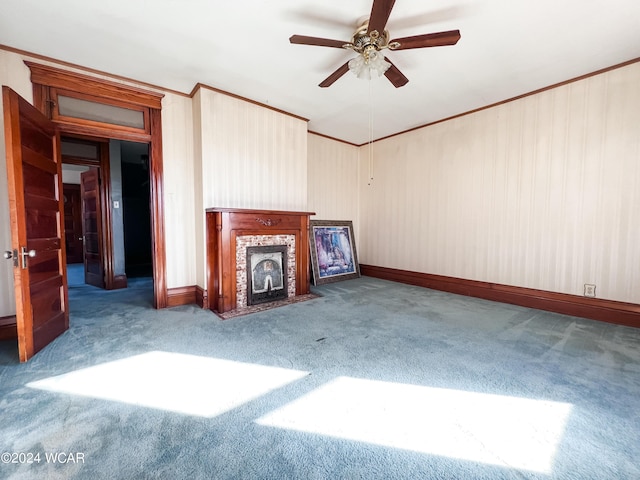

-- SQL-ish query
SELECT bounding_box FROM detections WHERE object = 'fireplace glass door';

[247,245,288,306]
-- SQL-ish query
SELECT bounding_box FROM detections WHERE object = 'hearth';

[247,245,288,305]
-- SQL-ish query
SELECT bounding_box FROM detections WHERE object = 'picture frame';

[309,220,360,285]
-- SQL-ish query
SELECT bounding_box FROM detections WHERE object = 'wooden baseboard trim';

[113,274,128,290]
[166,286,197,307]
[360,264,640,328]
[196,286,208,309]
[165,285,208,308]
[0,315,17,341]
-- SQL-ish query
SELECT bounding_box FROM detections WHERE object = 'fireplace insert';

[246,245,288,306]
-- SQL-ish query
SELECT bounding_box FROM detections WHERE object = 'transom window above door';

[55,91,147,131]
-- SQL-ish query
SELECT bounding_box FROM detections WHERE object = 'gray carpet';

[1,276,639,479]
[65,263,85,287]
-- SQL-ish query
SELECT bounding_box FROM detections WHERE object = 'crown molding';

[308,130,360,147]
[190,83,308,123]
[366,56,640,146]
[4,43,637,146]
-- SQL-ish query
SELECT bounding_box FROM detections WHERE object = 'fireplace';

[206,208,315,315]
[246,245,288,305]
[236,234,296,309]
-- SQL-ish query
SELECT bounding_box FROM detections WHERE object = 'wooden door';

[2,86,69,362]
[63,184,83,264]
[81,168,104,288]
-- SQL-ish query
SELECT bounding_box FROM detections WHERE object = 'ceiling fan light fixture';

[289,0,460,88]
[348,49,390,79]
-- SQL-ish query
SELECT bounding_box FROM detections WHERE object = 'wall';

[109,140,126,277]
[196,88,308,210]
[192,87,308,289]
[307,133,361,243]
[307,133,360,220]
[161,93,196,289]
[358,62,640,304]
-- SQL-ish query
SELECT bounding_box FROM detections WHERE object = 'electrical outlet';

[584,284,596,298]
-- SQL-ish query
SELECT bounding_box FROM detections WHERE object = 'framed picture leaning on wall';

[309,220,360,285]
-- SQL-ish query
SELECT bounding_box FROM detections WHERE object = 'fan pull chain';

[368,78,374,185]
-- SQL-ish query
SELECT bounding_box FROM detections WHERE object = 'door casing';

[26,61,168,308]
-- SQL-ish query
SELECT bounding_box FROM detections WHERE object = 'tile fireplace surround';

[206,208,315,315]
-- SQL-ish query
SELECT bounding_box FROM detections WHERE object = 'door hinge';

[45,99,56,118]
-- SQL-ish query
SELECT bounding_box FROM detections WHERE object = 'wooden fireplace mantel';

[206,208,315,314]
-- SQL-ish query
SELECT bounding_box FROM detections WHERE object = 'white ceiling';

[1,0,639,145]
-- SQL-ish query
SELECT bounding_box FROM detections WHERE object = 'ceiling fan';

[289,0,461,88]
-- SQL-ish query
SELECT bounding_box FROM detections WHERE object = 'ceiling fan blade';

[368,0,396,35]
[383,57,408,88]
[289,35,348,48]
[390,30,461,50]
[319,62,350,88]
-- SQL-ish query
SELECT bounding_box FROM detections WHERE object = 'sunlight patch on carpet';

[256,376,572,473]
[27,351,308,417]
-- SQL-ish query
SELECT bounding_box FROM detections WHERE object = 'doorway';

[120,142,152,279]
[62,138,153,290]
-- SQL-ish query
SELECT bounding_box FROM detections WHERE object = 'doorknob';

[4,249,19,268]
[19,247,36,269]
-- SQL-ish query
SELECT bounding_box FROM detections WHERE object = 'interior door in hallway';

[63,183,83,264]
[81,168,105,288]
[2,86,69,362]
